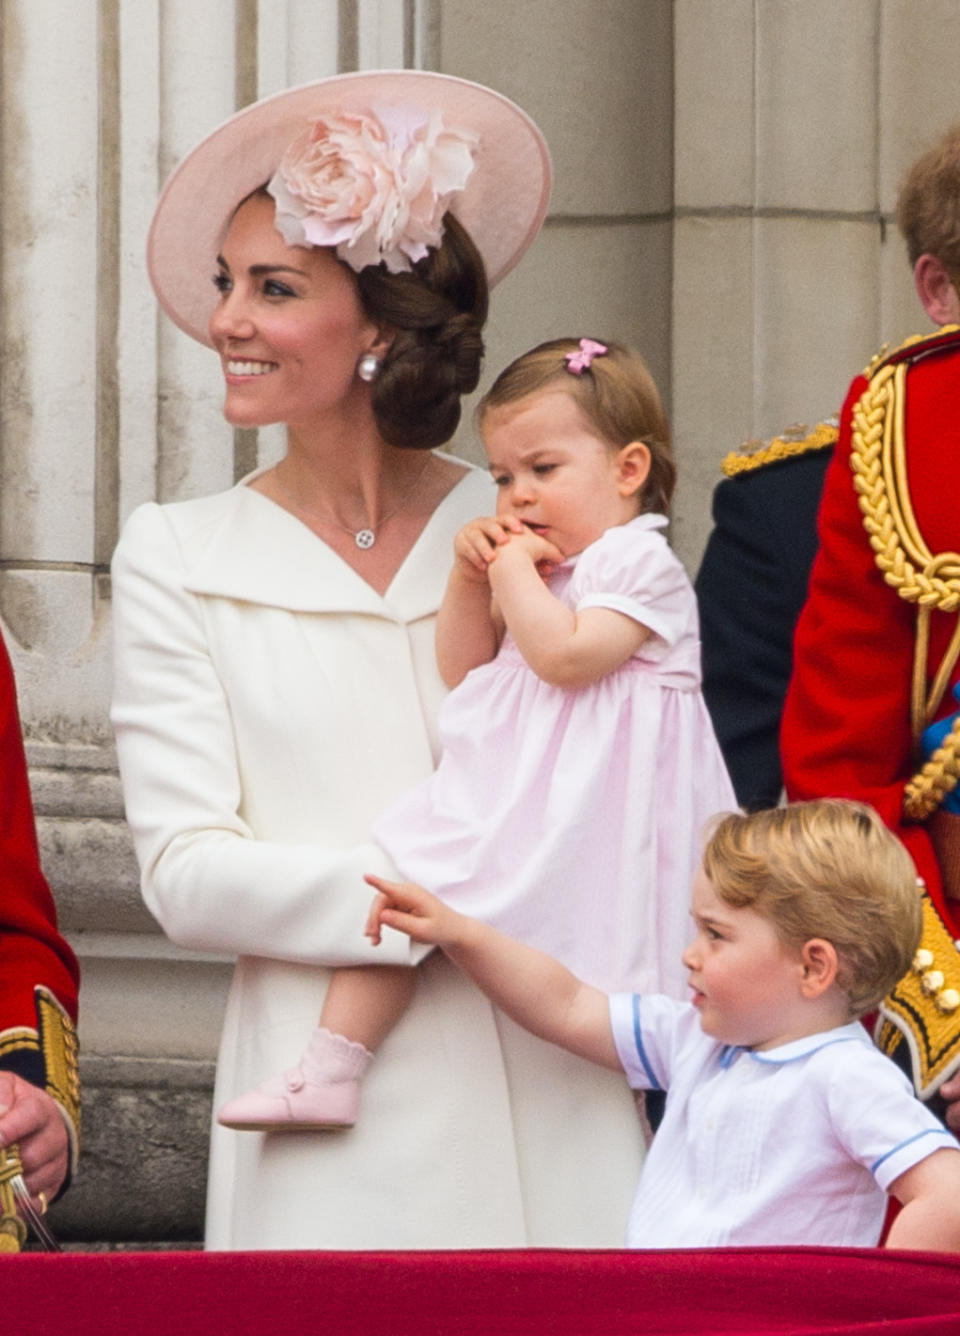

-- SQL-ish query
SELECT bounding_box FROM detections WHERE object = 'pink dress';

[374,514,736,997]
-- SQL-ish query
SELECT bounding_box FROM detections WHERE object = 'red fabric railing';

[2,1246,959,1334]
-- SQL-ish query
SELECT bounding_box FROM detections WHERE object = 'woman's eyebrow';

[249,263,311,277]
[214,254,310,278]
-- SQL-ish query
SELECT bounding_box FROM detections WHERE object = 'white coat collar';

[181,462,494,621]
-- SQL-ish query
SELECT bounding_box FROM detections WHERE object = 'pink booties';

[217,1027,373,1131]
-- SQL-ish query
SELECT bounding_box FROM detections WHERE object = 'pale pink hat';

[148,69,552,347]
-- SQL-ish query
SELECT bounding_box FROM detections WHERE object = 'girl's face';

[482,390,649,558]
[208,191,382,430]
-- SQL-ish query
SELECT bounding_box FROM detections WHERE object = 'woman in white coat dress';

[111,70,642,1250]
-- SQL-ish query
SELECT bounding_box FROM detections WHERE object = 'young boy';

[366,799,960,1250]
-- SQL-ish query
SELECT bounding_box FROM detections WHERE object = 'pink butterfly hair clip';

[564,338,608,375]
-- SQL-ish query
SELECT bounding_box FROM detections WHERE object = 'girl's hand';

[364,874,463,949]
[453,516,525,583]
[494,525,565,577]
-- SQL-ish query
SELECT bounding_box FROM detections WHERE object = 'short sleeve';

[825,1045,958,1191]
[571,518,696,654]
[609,992,701,1091]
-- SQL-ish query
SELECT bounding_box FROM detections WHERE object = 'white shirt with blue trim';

[609,992,957,1247]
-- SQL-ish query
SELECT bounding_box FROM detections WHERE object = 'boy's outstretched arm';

[365,875,621,1071]
[886,1148,960,1251]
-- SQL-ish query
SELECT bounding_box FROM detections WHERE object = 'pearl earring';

[357,353,381,383]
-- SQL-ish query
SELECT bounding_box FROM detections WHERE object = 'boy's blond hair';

[702,800,921,1016]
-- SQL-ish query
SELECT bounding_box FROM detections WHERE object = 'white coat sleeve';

[110,503,423,968]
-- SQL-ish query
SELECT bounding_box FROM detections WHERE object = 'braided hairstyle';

[356,212,489,450]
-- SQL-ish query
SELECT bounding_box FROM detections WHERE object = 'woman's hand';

[453,516,525,583]
[364,874,465,949]
[0,1073,69,1205]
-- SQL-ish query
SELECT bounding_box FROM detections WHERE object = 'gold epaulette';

[862,323,960,379]
[876,888,960,1099]
[720,418,838,478]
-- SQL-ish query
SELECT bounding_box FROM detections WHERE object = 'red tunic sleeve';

[0,629,80,1138]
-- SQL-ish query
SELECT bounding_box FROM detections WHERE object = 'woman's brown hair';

[357,212,489,450]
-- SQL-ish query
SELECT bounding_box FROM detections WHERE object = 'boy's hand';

[453,516,524,583]
[364,874,463,949]
[363,890,390,946]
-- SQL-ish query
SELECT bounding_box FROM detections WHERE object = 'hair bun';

[372,312,484,450]
[357,212,489,450]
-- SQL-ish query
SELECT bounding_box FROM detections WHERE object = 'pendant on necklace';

[355,529,376,550]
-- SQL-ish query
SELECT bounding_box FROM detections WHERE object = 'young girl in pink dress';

[218,337,736,1131]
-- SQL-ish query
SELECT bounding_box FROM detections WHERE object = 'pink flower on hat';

[267,103,477,274]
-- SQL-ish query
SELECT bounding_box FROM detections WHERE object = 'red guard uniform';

[0,629,80,1169]
[783,327,960,1109]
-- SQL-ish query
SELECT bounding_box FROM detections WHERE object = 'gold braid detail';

[721,419,838,477]
[848,328,960,820]
[0,1147,27,1251]
[904,716,960,820]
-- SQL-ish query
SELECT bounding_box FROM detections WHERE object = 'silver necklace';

[279,457,431,549]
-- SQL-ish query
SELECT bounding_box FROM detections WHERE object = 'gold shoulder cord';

[848,327,960,819]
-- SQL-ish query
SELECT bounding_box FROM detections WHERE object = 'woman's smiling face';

[208,191,380,430]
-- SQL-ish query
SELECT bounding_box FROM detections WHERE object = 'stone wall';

[669,0,960,567]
